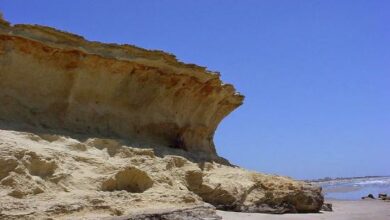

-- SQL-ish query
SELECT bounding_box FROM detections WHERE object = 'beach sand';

[218,200,390,220]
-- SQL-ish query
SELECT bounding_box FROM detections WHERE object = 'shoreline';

[217,200,390,220]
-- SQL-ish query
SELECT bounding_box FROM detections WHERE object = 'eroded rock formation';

[0,126,323,219]
[0,17,243,157]
[0,16,324,219]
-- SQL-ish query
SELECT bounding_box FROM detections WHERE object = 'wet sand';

[218,200,390,220]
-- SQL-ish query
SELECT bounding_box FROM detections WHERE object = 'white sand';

[218,200,390,220]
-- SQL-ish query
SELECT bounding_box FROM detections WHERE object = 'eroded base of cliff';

[0,122,323,219]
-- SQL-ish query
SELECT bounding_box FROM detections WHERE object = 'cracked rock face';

[0,16,323,218]
[0,17,243,157]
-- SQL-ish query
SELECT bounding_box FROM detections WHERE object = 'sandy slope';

[218,200,390,220]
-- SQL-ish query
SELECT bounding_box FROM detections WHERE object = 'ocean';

[315,176,390,200]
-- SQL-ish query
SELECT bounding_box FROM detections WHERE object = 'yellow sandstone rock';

[0,16,323,219]
[0,16,243,157]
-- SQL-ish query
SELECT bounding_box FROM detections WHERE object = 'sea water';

[316,176,390,200]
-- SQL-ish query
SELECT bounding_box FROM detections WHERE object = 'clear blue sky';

[1,1,389,179]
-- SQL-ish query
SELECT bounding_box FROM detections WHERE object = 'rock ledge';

[0,16,243,157]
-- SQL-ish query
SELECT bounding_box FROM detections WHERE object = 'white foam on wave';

[353,178,390,186]
[319,177,390,187]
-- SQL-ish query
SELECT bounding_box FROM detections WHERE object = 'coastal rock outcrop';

[0,126,323,219]
[188,163,323,213]
[0,16,323,219]
[0,16,243,158]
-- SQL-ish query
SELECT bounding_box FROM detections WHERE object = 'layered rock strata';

[0,16,324,219]
[0,17,243,157]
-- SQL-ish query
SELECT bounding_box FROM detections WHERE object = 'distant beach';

[315,176,390,200]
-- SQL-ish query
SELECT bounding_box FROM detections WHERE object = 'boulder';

[321,203,333,212]
[362,194,375,199]
[378,193,387,200]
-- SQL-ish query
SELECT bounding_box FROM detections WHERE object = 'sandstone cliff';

[0,16,323,219]
[0,17,243,158]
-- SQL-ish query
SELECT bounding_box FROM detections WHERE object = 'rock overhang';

[0,17,244,157]
[0,16,324,217]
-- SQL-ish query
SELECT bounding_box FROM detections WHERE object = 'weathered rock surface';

[189,162,323,213]
[0,124,323,219]
[105,205,221,220]
[0,17,243,157]
[0,16,323,219]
